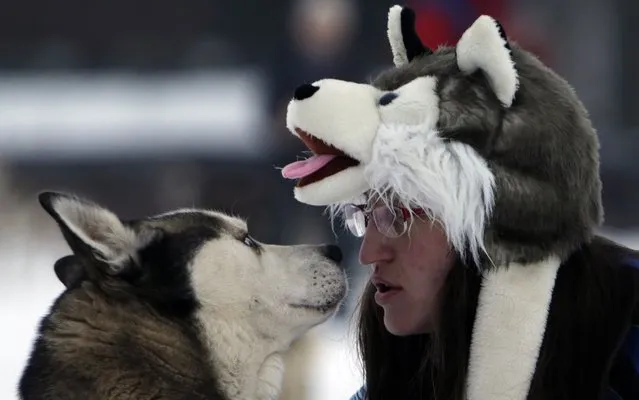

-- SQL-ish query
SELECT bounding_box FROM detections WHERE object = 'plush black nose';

[294,84,319,101]
[322,244,343,264]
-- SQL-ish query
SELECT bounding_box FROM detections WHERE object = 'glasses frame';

[344,203,427,238]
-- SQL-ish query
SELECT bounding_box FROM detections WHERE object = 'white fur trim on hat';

[466,256,560,400]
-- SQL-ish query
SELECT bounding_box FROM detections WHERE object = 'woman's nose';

[358,223,394,266]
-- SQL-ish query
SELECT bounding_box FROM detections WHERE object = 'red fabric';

[413,7,458,48]
[407,0,553,65]
[468,0,507,19]
[409,0,508,46]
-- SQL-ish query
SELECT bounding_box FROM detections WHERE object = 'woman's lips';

[371,277,403,305]
[374,286,402,305]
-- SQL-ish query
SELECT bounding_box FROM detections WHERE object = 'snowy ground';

[2,227,637,400]
[305,320,365,400]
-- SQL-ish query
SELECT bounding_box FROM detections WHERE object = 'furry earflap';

[456,15,519,108]
[387,5,432,66]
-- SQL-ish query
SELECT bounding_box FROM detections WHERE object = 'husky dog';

[19,191,347,400]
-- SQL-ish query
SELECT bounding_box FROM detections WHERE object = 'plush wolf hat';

[281,5,604,400]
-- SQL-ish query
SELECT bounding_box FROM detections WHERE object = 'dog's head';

[282,5,602,264]
[39,191,347,348]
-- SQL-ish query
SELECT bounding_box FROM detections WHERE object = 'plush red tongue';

[281,155,337,179]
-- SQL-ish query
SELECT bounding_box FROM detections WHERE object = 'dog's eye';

[242,234,258,248]
[378,92,398,106]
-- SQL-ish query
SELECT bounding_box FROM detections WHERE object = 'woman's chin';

[383,312,432,336]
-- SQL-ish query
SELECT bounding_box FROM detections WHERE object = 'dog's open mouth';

[281,128,359,187]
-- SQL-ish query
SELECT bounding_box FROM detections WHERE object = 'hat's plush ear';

[387,5,432,66]
[39,191,149,276]
[456,15,519,108]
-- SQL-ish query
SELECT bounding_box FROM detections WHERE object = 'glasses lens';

[372,206,407,237]
[344,204,367,237]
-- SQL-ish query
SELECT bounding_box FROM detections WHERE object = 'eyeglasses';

[343,203,427,238]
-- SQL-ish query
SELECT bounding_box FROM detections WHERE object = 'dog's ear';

[54,255,87,288]
[39,191,151,276]
[456,15,519,108]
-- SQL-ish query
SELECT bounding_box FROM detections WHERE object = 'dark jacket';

[348,256,639,400]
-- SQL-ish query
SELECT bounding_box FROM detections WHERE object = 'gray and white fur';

[19,191,347,400]
[284,7,602,268]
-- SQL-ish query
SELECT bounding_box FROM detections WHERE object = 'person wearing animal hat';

[279,4,639,400]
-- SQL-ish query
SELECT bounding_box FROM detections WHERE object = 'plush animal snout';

[293,84,319,101]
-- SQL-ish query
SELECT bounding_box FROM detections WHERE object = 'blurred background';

[1,0,638,398]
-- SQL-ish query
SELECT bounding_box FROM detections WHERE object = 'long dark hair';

[355,255,482,400]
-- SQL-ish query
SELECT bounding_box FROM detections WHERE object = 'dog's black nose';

[322,244,343,264]
[294,84,319,101]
